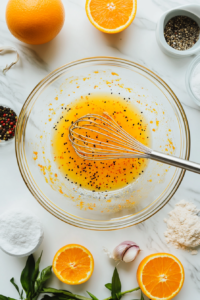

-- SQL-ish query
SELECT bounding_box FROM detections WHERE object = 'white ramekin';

[0,209,44,257]
[156,4,200,58]
[186,54,200,106]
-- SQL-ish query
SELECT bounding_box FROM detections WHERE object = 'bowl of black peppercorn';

[156,4,200,58]
[0,104,18,146]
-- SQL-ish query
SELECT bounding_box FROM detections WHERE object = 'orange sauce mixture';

[52,93,151,192]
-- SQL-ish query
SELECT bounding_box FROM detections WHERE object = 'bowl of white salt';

[0,209,44,257]
[186,54,200,106]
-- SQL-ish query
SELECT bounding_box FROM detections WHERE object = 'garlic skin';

[112,241,140,263]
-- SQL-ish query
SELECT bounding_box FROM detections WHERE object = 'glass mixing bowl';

[15,57,190,230]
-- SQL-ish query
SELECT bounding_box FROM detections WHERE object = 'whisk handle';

[150,150,200,174]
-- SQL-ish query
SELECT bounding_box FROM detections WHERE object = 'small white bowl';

[0,99,19,147]
[156,4,200,58]
[186,54,200,106]
[0,209,44,257]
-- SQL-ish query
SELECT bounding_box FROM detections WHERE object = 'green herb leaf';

[40,266,52,284]
[41,296,57,300]
[10,278,22,299]
[20,254,35,295]
[0,296,8,300]
[140,292,144,300]
[34,266,52,296]
[111,268,121,300]
[42,296,74,300]
[42,288,91,300]
[41,296,71,300]
[0,297,16,300]
[105,283,112,291]
[87,291,99,300]
[32,251,43,284]
[42,287,72,294]
[33,272,41,296]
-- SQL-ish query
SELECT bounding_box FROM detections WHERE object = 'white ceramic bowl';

[156,4,200,58]
[0,209,44,257]
[186,54,200,106]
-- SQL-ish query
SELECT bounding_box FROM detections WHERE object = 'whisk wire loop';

[69,113,151,160]
[68,113,200,174]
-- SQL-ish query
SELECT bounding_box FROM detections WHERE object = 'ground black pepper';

[0,106,17,141]
[164,16,200,50]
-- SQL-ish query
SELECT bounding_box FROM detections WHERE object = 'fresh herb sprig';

[0,252,52,300]
[0,253,146,300]
[102,268,142,300]
[41,267,144,300]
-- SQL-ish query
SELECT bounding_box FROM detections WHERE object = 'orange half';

[85,0,137,33]
[137,253,184,300]
[53,244,94,285]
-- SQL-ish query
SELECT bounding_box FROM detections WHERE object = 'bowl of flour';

[0,209,44,257]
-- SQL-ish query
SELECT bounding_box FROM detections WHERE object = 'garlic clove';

[122,245,140,263]
[112,241,140,262]
[112,243,129,261]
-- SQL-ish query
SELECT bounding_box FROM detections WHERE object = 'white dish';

[186,54,200,106]
[0,209,44,257]
[156,4,200,58]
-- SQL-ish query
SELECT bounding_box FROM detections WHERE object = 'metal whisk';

[69,113,200,174]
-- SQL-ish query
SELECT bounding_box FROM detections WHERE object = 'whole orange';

[6,0,65,45]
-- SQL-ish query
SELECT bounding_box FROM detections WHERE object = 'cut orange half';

[85,0,137,34]
[53,244,94,285]
[137,253,184,300]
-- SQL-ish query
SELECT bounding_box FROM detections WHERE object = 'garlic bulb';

[112,241,140,263]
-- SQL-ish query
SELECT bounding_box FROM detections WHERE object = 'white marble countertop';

[0,0,200,299]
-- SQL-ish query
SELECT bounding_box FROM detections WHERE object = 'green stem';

[121,286,140,296]
[103,287,140,300]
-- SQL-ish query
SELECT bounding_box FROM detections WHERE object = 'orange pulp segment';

[137,253,184,300]
[53,244,94,285]
[85,0,137,33]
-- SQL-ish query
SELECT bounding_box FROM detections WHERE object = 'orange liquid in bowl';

[52,93,151,192]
